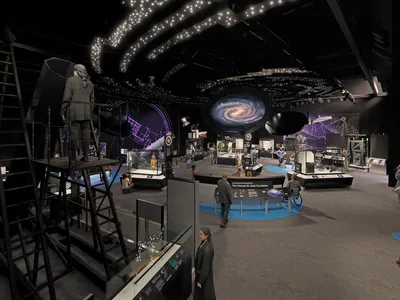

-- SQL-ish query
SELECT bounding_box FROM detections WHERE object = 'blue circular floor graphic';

[200,202,302,221]
[265,164,292,175]
[392,232,400,241]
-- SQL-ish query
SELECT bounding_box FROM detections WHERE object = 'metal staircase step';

[0,130,24,134]
[0,82,16,86]
[13,248,42,262]
[0,157,28,162]
[0,105,19,109]
[0,117,21,121]
[0,49,10,55]
[0,60,12,65]
[105,244,120,253]
[108,256,126,267]
[4,184,33,192]
[0,93,18,97]
[0,70,13,75]
[18,265,46,280]
[0,143,26,147]
[4,171,30,177]
[9,215,37,225]
[10,232,38,244]
[7,200,36,209]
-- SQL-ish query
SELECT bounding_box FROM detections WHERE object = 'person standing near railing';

[61,64,94,165]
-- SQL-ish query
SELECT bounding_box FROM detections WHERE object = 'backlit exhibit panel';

[210,96,265,128]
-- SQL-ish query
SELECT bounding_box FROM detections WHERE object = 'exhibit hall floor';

[1,157,399,299]
[110,157,400,300]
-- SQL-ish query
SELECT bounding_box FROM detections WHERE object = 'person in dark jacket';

[217,172,232,228]
[395,165,400,202]
[194,227,216,300]
[61,64,94,164]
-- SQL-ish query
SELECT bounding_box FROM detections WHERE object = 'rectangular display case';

[216,137,236,165]
[292,148,353,188]
[186,138,205,161]
[296,149,344,174]
[126,149,166,189]
[107,226,193,300]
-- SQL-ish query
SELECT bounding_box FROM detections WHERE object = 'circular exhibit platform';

[200,201,302,221]
[392,232,400,241]
[265,164,292,175]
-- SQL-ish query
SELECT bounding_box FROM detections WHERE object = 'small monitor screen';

[121,148,128,154]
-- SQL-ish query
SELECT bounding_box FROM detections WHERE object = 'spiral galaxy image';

[210,96,266,127]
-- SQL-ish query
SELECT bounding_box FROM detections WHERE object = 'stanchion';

[47,106,51,163]
[118,106,122,161]
[68,103,72,168]
[32,109,35,158]
[97,105,101,160]
[265,198,269,214]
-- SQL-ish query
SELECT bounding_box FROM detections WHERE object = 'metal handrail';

[42,101,123,166]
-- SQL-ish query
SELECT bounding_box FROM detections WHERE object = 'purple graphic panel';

[123,104,172,149]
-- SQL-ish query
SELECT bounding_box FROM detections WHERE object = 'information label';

[133,248,185,300]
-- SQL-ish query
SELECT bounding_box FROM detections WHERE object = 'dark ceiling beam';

[326,0,379,95]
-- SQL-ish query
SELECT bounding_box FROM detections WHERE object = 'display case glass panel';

[106,226,193,299]
[217,139,235,159]
[126,149,164,175]
[296,148,344,174]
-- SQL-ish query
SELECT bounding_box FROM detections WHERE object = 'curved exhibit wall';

[202,86,273,136]
[101,104,172,157]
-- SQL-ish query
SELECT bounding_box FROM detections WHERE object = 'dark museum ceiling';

[4,0,392,105]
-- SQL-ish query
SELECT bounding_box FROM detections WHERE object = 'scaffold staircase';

[0,43,57,299]
[35,106,130,282]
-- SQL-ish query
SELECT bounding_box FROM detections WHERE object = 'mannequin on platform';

[61,64,94,164]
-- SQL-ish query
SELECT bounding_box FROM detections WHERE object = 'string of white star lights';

[120,0,213,72]
[148,0,290,60]
[90,0,170,73]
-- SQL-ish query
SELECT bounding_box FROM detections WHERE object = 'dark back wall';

[99,96,386,158]
[256,96,387,139]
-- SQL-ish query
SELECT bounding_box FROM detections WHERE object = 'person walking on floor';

[194,227,217,300]
[343,149,350,173]
[217,172,232,228]
[395,165,400,202]
[211,146,217,164]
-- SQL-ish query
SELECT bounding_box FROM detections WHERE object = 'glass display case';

[216,137,236,165]
[186,138,205,161]
[126,149,164,175]
[106,226,193,300]
[296,148,345,174]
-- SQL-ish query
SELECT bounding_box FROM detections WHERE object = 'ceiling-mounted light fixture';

[317,98,324,103]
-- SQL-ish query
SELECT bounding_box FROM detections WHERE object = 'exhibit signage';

[133,248,185,300]
[244,133,252,152]
[230,180,272,189]
[164,134,173,163]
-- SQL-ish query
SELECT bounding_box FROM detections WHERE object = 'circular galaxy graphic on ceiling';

[203,86,272,136]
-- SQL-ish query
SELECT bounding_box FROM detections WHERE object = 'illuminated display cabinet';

[296,149,345,174]
[290,149,353,188]
[216,137,236,166]
[124,149,167,189]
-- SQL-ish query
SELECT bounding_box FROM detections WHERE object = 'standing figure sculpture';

[61,64,94,164]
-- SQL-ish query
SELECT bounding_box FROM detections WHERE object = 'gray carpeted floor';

[2,157,400,300]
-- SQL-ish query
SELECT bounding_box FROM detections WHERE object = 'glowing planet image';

[267,188,284,198]
[210,96,265,127]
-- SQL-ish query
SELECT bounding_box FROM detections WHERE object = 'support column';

[387,80,400,187]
